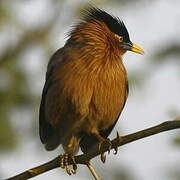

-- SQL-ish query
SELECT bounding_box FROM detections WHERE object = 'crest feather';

[81,6,130,42]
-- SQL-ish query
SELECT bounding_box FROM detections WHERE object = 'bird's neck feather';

[67,20,122,59]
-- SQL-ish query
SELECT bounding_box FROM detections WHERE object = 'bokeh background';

[0,0,180,180]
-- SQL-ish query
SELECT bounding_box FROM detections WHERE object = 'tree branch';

[5,119,180,180]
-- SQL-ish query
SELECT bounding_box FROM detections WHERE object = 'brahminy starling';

[39,7,144,174]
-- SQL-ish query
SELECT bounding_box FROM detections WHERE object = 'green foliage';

[0,1,52,151]
[0,117,17,152]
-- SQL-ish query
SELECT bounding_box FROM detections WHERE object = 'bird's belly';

[83,71,127,132]
[57,59,127,136]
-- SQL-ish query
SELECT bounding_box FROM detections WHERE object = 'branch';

[5,119,180,180]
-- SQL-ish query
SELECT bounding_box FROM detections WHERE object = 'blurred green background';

[0,0,180,180]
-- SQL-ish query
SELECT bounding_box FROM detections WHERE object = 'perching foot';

[60,153,77,175]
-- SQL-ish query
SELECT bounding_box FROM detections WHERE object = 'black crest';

[82,7,131,42]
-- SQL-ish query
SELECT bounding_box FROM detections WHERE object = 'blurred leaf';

[173,135,180,146]
[152,43,180,64]
[0,114,17,152]
[128,70,147,91]
[101,165,138,180]
[0,2,11,24]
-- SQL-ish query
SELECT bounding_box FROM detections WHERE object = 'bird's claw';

[107,138,112,154]
[98,138,112,163]
[60,153,77,175]
[113,131,120,155]
[98,138,112,153]
[113,146,118,155]
[100,153,106,163]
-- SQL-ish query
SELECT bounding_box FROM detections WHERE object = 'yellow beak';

[130,43,144,55]
[122,42,144,55]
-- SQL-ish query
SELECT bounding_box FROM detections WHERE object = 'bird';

[39,6,144,175]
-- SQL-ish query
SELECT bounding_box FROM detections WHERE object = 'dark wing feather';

[80,81,129,153]
[39,48,65,148]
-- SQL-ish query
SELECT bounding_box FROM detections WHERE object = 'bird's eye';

[115,34,123,42]
[119,36,123,42]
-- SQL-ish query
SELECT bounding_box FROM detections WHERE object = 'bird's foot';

[98,138,112,163]
[60,153,77,175]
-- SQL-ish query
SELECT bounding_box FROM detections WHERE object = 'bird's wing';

[39,46,92,151]
[80,81,129,153]
[39,47,67,149]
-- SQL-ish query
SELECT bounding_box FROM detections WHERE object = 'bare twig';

[5,119,180,180]
[86,163,100,180]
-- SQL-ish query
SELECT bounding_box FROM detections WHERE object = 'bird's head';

[67,7,144,58]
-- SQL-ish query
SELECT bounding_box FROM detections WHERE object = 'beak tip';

[131,43,144,55]
[140,50,145,55]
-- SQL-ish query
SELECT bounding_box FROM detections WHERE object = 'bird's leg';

[60,153,77,175]
[93,132,112,163]
[60,135,79,175]
[60,153,71,175]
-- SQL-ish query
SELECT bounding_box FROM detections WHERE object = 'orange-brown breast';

[45,20,128,140]
[47,47,127,138]
[83,56,127,133]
